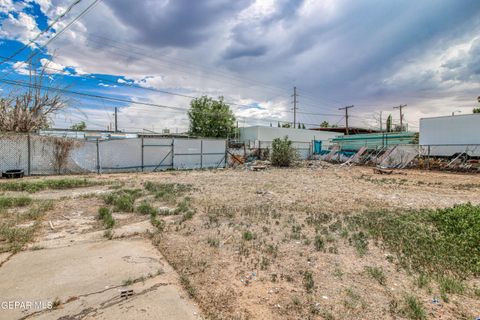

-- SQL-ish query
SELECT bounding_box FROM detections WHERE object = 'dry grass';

[137,165,480,320]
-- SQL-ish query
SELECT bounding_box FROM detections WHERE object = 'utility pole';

[379,111,383,132]
[338,105,354,135]
[114,107,118,133]
[292,86,298,128]
[393,104,407,131]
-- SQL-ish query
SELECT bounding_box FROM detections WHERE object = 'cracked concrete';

[0,195,202,320]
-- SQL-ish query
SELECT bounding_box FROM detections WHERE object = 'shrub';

[136,201,157,216]
[303,271,315,292]
[98,207,115,229]
[271,136,297,167]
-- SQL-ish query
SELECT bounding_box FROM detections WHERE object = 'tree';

[320,121,329,128]
[281,123,291,128]
[473,108,480,114]
[70,121,86,131]
[188,96,236,138]
[0,63,67,132]
[386,114,392,132]
[301,123,306,129]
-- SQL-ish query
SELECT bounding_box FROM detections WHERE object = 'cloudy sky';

[1,0,480,132]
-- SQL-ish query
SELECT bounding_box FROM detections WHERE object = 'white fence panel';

[99,138,142,172]
[201,139,226,168]
[143,138,173,171]
[174,139,202,169]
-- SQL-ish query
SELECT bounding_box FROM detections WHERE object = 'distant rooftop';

[310,127,380,135]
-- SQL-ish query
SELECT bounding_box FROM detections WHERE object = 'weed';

[51,297,61,309]
[365,266,386,285]
[439,276,464,302]
[103,229,114,239]
[349,231,369,256]
[144,182,192,203]
[150,215,165,232]
[402,295,426,320]
[343,288,362,309]
[333,266,344,279]
[104,189,142,212]
[303,271,315,293]
[136,201,157,216]
[180,274,196,298]
[242,230,255,241]
[98,207,115,229]
[0,223,35,253]
[0,178,98,193]
[290,225,302,239]
[207,237,220,247]
[313,234,325,251]
[122,278,134,286]
[416,273,430,289]
[0,196,32,209]
[357,203,480,277]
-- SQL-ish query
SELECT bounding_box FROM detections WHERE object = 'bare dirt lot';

[1,164,480,320]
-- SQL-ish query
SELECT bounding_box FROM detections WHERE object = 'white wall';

[419,114,480,156]
[239,126,340,143]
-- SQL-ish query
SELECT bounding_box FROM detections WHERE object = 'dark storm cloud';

[103,0,253,48]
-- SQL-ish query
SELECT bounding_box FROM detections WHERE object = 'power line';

[0,0,102,83]
[0,55,350,118]
[0,0,84,66]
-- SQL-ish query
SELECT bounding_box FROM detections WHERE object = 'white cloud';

[0,12,40,44]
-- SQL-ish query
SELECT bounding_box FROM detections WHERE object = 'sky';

[0,0,480,133]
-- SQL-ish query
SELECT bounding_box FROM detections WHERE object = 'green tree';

[386,114,392,132]
[473,108,480,114]
[70,121,86,131]
[281,123,291,128]
[301,123,306,129]
[320,121,329,128]
[188,96,236,138]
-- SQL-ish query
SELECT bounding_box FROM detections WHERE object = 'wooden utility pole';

[339,105,354,135]
[114,107,118,133]
[292,87,298,128]
[393,104,407,131]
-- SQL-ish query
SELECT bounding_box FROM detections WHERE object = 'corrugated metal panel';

[332,132,417,151]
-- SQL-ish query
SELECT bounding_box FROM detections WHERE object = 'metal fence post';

[96,139,100,174]
[224,139,227,168]
[171,138,175,169]
[427,145,430,170]
[141,136,144,172]
[200,139,203,169]
[27,133,31,176]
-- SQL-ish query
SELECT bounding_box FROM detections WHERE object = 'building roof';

[310,127,380,135]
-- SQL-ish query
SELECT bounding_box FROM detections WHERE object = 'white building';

[238,126,341,158]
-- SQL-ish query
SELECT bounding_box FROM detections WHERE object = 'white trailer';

[419,114,480,157]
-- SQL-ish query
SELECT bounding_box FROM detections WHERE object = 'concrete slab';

[0,239,200,320]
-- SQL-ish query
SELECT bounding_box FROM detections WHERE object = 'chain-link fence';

[0,133,227,176]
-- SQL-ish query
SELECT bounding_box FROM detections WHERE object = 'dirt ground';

[1,164,480,319]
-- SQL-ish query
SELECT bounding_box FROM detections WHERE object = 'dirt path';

[0,197,202,320]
